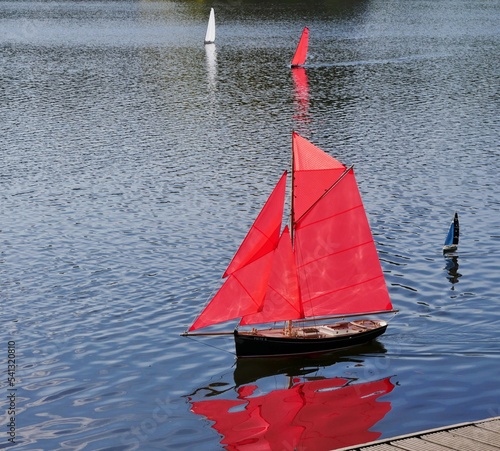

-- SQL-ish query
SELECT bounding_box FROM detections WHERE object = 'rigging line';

[184,335,236,356]
[385,311,399,323]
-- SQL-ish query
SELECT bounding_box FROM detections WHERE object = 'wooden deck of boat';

[241,320,384,339]
[337,416,500,451]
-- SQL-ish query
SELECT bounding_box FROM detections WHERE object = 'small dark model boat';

[443,212,459,253]
[183,132,396,358]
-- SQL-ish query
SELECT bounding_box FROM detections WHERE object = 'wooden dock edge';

[335,415,500,450]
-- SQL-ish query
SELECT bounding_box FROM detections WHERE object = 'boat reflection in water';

[188,345,395,450]
[444,255,462,286]
[292,67,311,132]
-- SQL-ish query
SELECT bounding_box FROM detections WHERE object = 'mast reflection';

[444,255,461,286]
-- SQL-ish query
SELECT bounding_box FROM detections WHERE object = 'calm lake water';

[1,0,499,449]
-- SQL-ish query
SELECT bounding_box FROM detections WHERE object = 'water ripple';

[1,0,499,449]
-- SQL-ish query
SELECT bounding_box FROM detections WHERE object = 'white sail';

[204,8,215,44]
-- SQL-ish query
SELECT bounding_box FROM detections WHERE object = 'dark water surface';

[1,0,499,449]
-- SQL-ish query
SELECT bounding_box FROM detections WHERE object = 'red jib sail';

[291,27,309,67]
[224,171,287,277]
[188,172,287,331]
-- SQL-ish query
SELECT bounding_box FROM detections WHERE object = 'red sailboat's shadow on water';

[188,347,395,451]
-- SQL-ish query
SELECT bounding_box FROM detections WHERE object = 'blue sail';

[443,212,459,251]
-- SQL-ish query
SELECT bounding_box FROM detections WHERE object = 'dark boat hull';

[234,323,388,358]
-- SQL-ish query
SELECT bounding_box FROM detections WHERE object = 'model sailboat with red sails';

[182,132,396,358]
[291,27,309,67]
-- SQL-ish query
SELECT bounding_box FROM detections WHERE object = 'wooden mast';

[286,132,296,336]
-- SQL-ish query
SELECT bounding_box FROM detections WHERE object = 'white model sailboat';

[204,8,215,44]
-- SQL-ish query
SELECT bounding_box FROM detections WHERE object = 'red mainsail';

[291,27,309,67]
[294,170,393,317]
[292,131,392,317]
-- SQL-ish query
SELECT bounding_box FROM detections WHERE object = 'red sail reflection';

[292,67,310,131]
[190,376,394,450]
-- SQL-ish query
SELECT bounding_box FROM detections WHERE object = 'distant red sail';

[291,27,309,67]
[292,67,310,127]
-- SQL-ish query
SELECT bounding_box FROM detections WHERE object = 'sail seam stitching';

[297,239,375,269]
[301,274,386,305]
